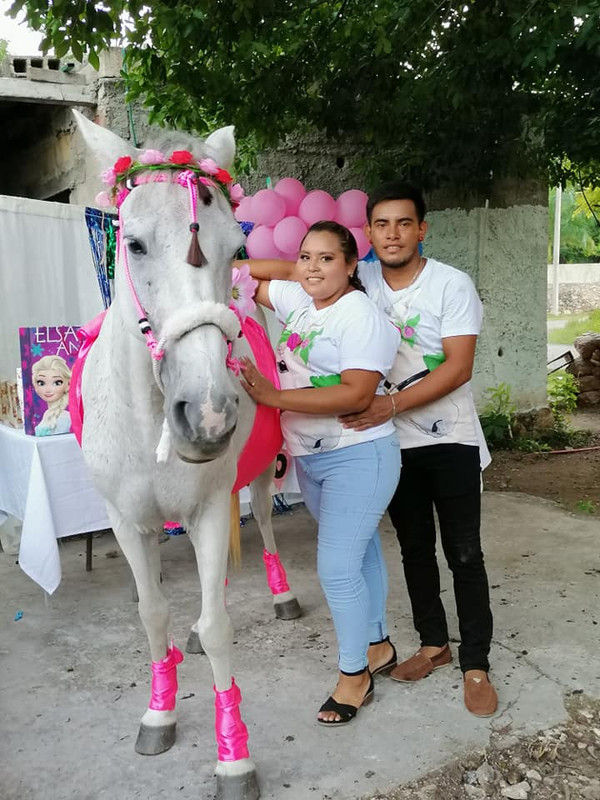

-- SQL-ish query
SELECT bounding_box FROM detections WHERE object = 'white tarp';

[0,194,103,380]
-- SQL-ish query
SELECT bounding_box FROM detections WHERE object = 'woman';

[240,221,400,726]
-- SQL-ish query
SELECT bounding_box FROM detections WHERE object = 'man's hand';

[240,357,280,407]
[339,394,396,431]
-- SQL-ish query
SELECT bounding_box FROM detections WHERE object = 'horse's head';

[75,111,246,463]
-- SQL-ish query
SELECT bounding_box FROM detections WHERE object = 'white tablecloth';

[0,425,110,594]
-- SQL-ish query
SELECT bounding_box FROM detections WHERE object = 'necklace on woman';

[406,256,426,289]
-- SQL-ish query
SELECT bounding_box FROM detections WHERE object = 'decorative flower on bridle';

[96,148,244,212]
[96,148,246,271]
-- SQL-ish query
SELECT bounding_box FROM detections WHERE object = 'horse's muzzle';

[168,393,238,461]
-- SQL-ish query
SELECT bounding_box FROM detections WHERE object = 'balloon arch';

[235,179,372,261]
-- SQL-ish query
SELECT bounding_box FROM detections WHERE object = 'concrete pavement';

[1,492,599,800]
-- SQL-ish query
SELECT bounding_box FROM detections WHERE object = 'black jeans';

[388,443,493,673]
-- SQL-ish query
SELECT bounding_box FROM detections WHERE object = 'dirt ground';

[484,409,600,515]
[366,408,600,800]
[366,695,600,800]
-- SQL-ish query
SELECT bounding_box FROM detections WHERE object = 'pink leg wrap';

[214,679,250,762]
[262,548,290,595]
[149,644,184,711]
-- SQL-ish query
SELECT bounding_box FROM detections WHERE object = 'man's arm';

[341,335,477,430]
[233,258,295,281]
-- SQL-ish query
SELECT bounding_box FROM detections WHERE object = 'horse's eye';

[126,238,146,256]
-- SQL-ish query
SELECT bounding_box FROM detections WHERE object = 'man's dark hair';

[366,181,426,224]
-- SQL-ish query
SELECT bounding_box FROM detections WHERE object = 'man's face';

[365,199,427,269]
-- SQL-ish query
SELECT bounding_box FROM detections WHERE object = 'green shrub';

[479,383,516,448]
[547,372,579,414]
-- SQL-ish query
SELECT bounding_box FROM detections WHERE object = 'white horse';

[74,111,299,800]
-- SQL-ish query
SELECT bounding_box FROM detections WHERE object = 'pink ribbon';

[262,549,290,595]
[214,679,250,762]
[149,644,184,711]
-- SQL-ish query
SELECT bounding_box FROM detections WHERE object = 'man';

[341,181,497,717]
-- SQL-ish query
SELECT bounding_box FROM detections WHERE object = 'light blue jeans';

[296,434,401,673]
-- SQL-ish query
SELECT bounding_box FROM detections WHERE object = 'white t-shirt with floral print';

[268,281,400,457]
[357,257,491,467]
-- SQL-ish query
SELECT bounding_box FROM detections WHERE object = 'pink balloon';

[350,227,372,260]
[234,195,255,222]
[273,216,308,255]
[245,225,280,259]
[336,189,368,228]
[274,177,306,216]
[298,190,337,226]
[252,189,286,226]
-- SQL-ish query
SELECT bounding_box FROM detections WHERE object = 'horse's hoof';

[134,722,176,755]
[274,598,302,620]
[185,629,205,654]
[216,770,260,800]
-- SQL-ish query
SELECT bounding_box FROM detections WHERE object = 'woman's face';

[34,370,69,404]
[296,231,356,309]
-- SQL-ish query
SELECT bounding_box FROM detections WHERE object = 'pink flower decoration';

[198,157,219,175]
[403,326,415,338]
[95,191,111,208]
[230,183,245,203]
[138,149,167,165]
[286,332,302,350]
[230,263,258,320]
[100,168,116,187]
[170,150,196,165]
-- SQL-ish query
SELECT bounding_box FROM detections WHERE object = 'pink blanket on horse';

[69,312,282,493]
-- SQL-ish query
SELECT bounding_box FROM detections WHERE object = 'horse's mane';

[144,130,210,162]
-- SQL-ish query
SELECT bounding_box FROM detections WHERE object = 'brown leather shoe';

[389,644,452,682]
[463,671,498,717]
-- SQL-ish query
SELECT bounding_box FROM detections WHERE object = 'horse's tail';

[229,492,242,567]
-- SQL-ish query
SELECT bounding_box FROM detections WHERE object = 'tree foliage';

[549,185,600,263]
[10,0,600,189]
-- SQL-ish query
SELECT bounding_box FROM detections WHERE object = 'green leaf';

[88,49,100,71]
[299,347,310,365]
[54,39,70,58]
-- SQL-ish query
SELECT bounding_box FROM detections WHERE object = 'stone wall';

[547,283,600,314]
[567,333,600,406]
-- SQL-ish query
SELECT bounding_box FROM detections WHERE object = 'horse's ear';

[72,109,140,168]
[203,125,236,169]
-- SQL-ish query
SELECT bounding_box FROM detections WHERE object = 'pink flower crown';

[95,149,245,210]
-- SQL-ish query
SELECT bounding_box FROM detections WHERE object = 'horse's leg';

[110,512,180,756]
[186,465,301,654]
[250,465,302,620]
[188,495,259,800]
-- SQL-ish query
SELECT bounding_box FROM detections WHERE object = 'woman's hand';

[240,357,280,407]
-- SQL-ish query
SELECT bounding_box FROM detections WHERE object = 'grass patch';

[548,308,600,344]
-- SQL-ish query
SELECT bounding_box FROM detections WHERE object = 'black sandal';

[369,636,398,676]
[317,671,374,727]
